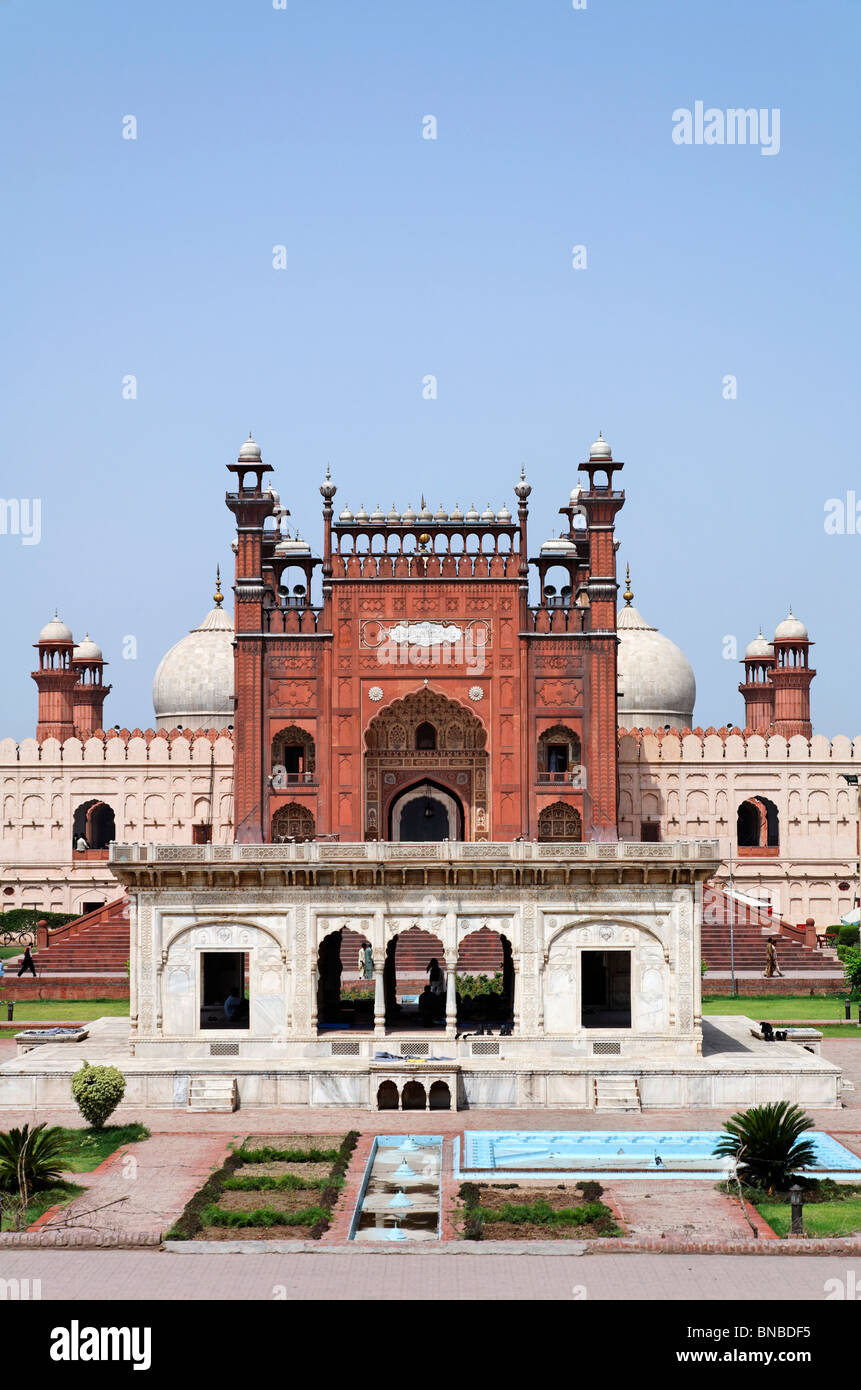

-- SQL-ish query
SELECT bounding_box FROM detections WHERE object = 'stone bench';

[15,1027,89,1055]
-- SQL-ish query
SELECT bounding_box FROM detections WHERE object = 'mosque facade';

[0,430,848,1110]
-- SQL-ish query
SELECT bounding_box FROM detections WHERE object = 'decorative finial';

[214,565,224,608]
[623,564,633,606]
[319,462,337,502]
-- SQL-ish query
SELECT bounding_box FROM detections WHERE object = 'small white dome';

[152,604,234,731]
[275,535,311,555]
[617,601,695,731]
[496,505,512,522]
[745,631,774,660]
[418,501,433,522]
[434,504,448,522]
[540,536,577,554]
[370,504,385,523]
[387,504,401,523]
[338,505,354,522]
[73,634,103,662]
[450,503,464,522]
[355,503,370,523]
[402,503,417,523]
[480,503,495,521]
[465,504,480,522]
[238,432,262,462]
[774,609,808,642]
[589,432,612,461]
[569,485,582,505]
[39,614,73,644]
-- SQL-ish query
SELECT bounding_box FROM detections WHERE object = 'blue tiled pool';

[456,1130,861,1181]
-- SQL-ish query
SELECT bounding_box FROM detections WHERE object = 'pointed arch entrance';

[364,688,488,841]
[390,782,464,841]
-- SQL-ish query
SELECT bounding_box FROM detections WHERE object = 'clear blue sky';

[0,0,858,737]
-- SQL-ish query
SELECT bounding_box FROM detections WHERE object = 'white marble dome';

[617,601,696,731]
[589,432,612,461]
[238,432,261,462]
[745,631,774,660]
[73,634,103,662]
[38,614,73,644]
[774,609,808,642]
[152,603,234,731]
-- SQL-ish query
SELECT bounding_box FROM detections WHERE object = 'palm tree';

[714,1101,817,1192]
[0,1123,69,1195]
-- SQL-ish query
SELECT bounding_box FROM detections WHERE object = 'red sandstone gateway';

[227,431,624,846]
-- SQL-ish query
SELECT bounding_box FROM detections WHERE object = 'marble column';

[374,965,385,1036]
[445,956,457,1035]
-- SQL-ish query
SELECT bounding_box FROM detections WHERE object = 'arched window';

[271,803,316,843]
[537,726,582,782]
[415,721,437,750]
[72,800,116,852]
[737,797,779,849]
[537,801,582,842]
[271,726,316,784]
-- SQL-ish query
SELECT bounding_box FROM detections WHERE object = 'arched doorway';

[456,927,515,1031]
[377,1080,399,1110]
[72,800,116,852]
[316,924,373,1029]
[402,1080,426,1111]
[384,925,446,1028]
[363,687,488,841]
[390,782,463,841]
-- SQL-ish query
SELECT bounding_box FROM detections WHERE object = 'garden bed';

[457,1181,623,1241]
[167,1132,359,1241]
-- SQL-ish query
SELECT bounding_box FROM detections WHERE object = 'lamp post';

[789,1183,804,1236]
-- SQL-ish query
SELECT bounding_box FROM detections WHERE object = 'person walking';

[17,944,37,978]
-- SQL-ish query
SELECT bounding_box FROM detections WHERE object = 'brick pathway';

[606,1180,759,1243]
[2,1249,861,1300]
[40,1133,232,1237]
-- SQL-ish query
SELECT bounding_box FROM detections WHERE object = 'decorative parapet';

[0,730,234,765]
[618,729,861,763]
[110,838,720,888]
[111,838,719,866]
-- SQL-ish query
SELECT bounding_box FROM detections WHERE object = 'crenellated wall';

[619,727,861,926]
[0,729,234,915]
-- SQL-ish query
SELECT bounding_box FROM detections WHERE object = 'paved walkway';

[2,1249,860,1300]
[41,1134,231,1237]
[606,1180,760,1243]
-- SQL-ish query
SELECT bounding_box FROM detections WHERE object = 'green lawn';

[757,1198,861,1238]
[0,1181,83,1232]
[55,1123,149,1172]
[0,946,25,960]
[703,996,850,1021]
[1,999,129,1021]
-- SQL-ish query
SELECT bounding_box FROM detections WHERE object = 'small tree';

[841,946,861,1000]
[714,1101,817,1193]
[71,1060,126,1130]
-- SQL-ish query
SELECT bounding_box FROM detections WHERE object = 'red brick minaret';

[770,608,815,738]
[738,629,775,733]
[226,432,274,842]
[577,433,625,839]
[32,613,76,741]
[72,635,111,735]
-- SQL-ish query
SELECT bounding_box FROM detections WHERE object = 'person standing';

[764,938,783,978]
